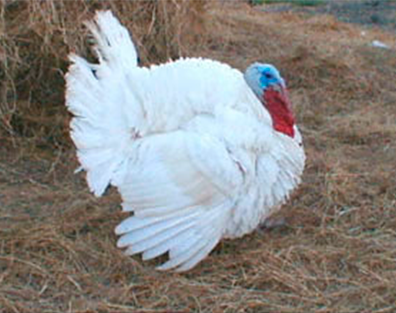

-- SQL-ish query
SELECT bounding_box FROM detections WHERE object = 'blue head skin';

[244,63,285,100]
[244,62,295,137]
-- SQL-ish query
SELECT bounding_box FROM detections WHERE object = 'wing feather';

[112,130,242,270]
[142,228,196,261]
[175,236,219,272]
[117,211,200,248]
[124,220,196,256]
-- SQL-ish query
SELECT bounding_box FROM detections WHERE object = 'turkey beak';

[281,85,292,108]
[272,83,292,111]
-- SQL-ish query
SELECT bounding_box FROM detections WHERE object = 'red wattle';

[263,87,295,138]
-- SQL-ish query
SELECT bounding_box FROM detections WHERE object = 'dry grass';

[1,1,396,312]
[0,0,206,146]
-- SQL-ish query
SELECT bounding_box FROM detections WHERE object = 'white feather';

[84,10,138,69]
[65,10,305,272]
[142,228,196,261]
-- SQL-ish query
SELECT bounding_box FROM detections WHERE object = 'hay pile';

[0,0,206,146]
[1,1,396,312]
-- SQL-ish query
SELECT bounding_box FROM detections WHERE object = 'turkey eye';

[264,73,273,79]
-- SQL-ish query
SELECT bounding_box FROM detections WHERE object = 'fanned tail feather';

[84,10,138,69]
[65,11,140,196]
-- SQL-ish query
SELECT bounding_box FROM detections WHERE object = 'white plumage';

[65,11,305,272]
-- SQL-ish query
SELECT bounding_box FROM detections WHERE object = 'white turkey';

[65,11,305,272]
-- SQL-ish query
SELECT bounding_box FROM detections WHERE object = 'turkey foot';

[259,216,287,230]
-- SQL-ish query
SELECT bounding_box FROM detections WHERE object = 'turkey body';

[65,11,305,272]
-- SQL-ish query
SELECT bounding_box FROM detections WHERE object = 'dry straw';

[0,0,206,145]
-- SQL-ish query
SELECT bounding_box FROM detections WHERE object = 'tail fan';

[65,11,141,196]
[84,10,139,69]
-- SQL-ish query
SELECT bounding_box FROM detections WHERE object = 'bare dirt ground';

[1,1,396,312]
[262,0,396,31]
